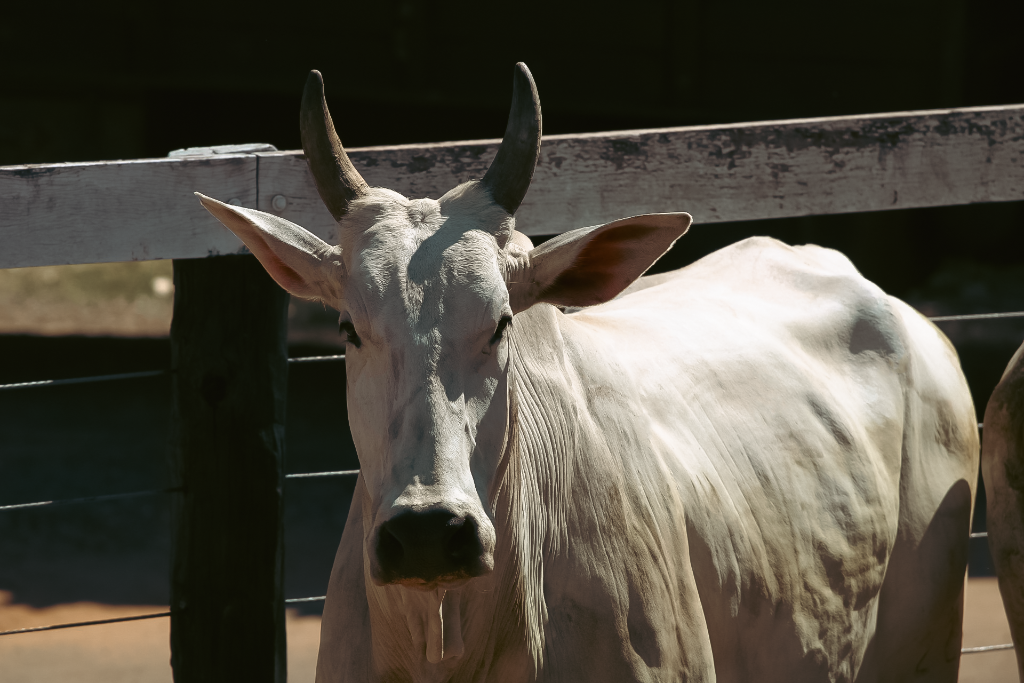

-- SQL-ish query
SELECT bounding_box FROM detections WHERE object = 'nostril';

[375,509,491,583]
[377,523,404,571]
[446,516,482,562]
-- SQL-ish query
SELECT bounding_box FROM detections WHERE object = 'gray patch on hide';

[848,308,900,357]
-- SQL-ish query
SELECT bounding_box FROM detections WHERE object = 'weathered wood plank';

[169,254,289,683]
[0,155,256,268]
[526,105,1024,231]
[2,104,1021,267]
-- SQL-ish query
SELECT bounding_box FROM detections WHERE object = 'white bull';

[198,63,978,682]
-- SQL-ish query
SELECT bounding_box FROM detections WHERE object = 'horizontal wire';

[0,312,1019,392]
[1,473,358,511]
[288,354,345,364]
[929,311,1024,322]
[1,473,362,511]
[0,369,168,392]
[0,611,171,637]
[0,354,345,393]
[1,597,326,636]
[962,643,1015,654]
[0,487,182,512]
[285,469,359,480]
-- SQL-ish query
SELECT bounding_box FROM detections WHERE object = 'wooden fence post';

[169,254,289,682]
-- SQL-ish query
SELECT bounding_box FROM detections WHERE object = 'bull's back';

[564,237,977,681]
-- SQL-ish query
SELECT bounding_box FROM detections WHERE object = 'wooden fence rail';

[1,104,1022,269]
[0,104,1022,681]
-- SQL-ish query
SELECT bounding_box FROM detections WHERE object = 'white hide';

[198,181,978,683]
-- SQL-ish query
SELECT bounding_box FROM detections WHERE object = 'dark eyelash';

[339,321,362,348]
[489,315,512,345]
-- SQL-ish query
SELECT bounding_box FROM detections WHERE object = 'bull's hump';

[574,236,904,364]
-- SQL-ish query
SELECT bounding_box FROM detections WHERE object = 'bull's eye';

[339,320,361,348]
[489,315,512,346]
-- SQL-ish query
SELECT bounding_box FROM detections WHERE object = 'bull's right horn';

[481,63,543,216]
[300,70,369,222]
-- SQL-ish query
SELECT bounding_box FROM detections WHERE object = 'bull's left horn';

[481,62,542,216]
[300,70,369,222]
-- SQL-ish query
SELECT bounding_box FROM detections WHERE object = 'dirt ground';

[0,592,321,682]
[0,578,1016,682]
[961,578,1019,683]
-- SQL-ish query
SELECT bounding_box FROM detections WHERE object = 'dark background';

[2,0,1023,616]
[4,0,1021,162]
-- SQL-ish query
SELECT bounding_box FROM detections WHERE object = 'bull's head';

[197,64,689,595]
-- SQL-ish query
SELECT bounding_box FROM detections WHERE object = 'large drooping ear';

[508,213,691,313]
[196,193,346,307]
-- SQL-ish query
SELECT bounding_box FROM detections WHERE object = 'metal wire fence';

[0,321,1018,657]
[0,351,352,637]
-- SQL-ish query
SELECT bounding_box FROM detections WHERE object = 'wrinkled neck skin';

[359,304,577,683]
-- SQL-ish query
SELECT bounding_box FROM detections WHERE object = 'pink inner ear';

[544,224,661,306]
[239,223,318,298]
[262,249,309,294]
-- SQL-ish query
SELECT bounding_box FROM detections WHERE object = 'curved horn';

[481,62,542,216]
[300,70,369,221]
